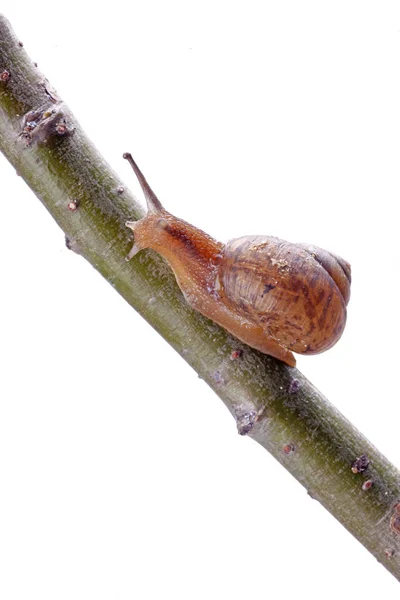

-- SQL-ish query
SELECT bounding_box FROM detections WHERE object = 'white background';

[1,2,400,598]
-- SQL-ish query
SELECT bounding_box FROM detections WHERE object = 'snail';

[124,153,351,367]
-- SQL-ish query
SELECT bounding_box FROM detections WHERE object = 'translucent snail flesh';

[124,153,351,367]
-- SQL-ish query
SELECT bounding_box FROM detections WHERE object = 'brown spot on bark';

[67,200,79,212]
[1,69,10,82]
[230,349,243,360]
[362,479,373,491]
[390,514,400,535]
[283,443,295,455]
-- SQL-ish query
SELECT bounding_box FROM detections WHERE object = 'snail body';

[124,153,350,366]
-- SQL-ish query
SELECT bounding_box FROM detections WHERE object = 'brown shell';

[217,235,351,355]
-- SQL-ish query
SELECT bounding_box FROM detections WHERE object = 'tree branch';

[1,13,400,581]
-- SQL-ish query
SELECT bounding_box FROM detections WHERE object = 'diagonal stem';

[1,13,400,581]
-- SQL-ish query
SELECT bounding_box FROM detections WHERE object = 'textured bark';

[1,14,400,581]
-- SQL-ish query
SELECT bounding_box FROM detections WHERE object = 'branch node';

[351,454,370,474]
[236,410,258,436]
[20,103,74,146]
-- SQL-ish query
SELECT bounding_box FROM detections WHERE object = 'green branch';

[1,13,400,582]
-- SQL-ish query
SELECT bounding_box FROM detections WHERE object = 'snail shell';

[123,153,351,366]
[218,235,350,356]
